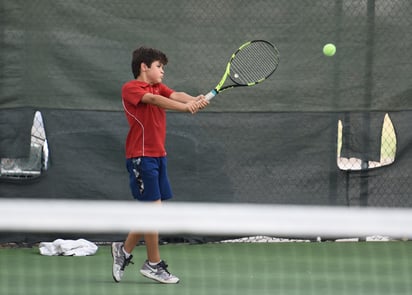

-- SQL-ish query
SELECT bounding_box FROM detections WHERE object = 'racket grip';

[205,90,217,101]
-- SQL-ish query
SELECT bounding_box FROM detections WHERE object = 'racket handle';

[205,90,217,101]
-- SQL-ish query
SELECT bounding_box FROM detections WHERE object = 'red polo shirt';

[121,80,174,158]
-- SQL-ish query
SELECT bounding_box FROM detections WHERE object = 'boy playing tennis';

[111,46,208,284]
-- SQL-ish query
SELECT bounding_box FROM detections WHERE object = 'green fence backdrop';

[1,0,412,228]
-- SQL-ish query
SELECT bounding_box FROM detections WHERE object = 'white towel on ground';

[39,239,98,256]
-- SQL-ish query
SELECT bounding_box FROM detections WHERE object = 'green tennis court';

[1,241,411,295]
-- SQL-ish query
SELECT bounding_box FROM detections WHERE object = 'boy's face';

[144,60,165,84]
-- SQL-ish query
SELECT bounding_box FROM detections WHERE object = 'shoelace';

[121,255,134,270]
[157,260,171,274]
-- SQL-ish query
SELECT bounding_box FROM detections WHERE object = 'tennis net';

[0,198,411,295]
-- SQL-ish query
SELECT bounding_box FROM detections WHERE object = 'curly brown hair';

[131,47,168,78]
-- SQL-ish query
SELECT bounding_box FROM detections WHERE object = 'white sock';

[122,247,131,259]
[149,260,161,266]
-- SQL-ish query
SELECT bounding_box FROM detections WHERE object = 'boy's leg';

[144,232,161,263]
[138,200,179,284]
[124,232,143,254]
[142,199,162,263]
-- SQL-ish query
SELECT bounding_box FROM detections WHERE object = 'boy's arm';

[170,92,209,110]
[170,91,204,103]
[141,93,200,114]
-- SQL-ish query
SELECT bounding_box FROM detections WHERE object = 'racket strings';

[230,42,279,85]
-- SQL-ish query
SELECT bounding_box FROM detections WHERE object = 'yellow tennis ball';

[323,43,336,57]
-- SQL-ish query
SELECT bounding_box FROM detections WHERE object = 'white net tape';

[1,199,411,240]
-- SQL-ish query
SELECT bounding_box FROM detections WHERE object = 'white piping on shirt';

[122,98,145,156]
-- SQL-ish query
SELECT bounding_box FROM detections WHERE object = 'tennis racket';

[205,40,279,101]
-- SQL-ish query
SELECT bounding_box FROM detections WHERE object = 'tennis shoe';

[140,260,180,284]
[111,242,133,283]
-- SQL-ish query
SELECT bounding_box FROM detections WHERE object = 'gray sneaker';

[111,242,133,282]
[140,260,180,284]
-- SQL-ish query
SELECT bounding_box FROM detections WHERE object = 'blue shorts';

[126,157,173,202]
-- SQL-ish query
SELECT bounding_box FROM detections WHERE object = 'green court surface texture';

[1,241,411,295]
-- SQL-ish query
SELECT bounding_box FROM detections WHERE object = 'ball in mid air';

[323,43,336,57]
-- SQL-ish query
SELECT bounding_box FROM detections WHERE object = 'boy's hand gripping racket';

[205,40,280,101]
